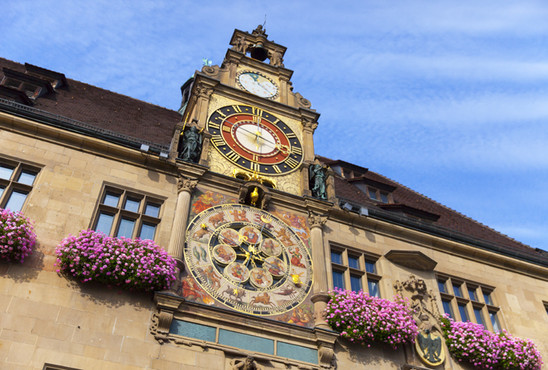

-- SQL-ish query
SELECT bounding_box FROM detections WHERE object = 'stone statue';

[179,126,202,163]
[230,356,262,370]
[233,36,247,54]
[309,163,328,200]
[269,50,284,67]
[251,25,267,37]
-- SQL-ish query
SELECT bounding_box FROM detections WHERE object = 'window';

[330,245,381,297]
[437,274,500,331]
[366,187,390,203]
[0,159,40,212]
[93,186,162,240]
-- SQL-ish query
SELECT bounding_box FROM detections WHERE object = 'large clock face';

[184,204,313,316]
[207,104,304,175]
[237,71,278,99]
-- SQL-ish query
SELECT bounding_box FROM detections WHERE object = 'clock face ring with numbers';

[236,71,279,99]
[207,104,304,175]
[184,204,313,316]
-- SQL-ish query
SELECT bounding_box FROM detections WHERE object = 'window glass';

[139,223,156,240]
[332,270,344,289]
[350,274,362,292]
[468,288,477,301]
[18,171,36,185]
[124,198,140,213]
[117,218,135,238]
[489,311,501,332]
[0,186,4,198]
[103,193,120,207]
[5,190,27,212]
[458,303,469,321]
[453,284,462,297]
[368,188,378,200]
[442,299,453,318]
[96,213,114,234]
[0,165,14,180]
[483,292,493,305]
[438,280,447,293]
[364,260,376,274]
[145,203,160,218]
[474,307,485,328]
[368,279,380,297]
[348,255,359,269]
[330,250,342,265]
[380,192,389,203]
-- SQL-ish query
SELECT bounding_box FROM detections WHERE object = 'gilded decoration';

[179,190,314,326]
[394,275,445,367]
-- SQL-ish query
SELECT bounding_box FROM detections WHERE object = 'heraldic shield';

[415,328,445,367]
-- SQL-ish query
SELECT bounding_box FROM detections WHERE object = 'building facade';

[0,26,547,369]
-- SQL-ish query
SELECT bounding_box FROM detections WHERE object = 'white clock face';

[233,121,279,155]
[237,71,278,99]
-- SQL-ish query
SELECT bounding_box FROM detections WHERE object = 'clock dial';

[207,104,304,175]
[237,71,278,99]
[184,204,313,316]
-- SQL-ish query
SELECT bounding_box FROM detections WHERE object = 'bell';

[250,42,268,61]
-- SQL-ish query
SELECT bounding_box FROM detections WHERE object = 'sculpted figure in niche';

[233,36,248,54]
[269,50,284,67]
[179,126,202,163]
[309,163,328,200]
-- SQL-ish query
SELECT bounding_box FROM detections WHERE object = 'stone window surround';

[328,241,382,297]
[0,156,41,212]
[436,273,501,332]
[91,183,164,241]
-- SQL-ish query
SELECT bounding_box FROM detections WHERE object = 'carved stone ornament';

[251,25,267,37]
[150,311,173,344]
[232,35,249,54]
[302,118,318,133]
[307,211,327,229]
[394,275,445,368]
[230,356,263,370]
[295,92,312,109]
[177,175,199,193]
[318,344,335,369]
[201,64,221,78]
[195,86,214,100]
[269,49,284,67]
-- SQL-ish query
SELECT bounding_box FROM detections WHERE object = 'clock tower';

[158,25,337,368]
[177,25,321,196]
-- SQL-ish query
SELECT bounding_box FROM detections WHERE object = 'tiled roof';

[321,157,539,256]
[0,58,180,147]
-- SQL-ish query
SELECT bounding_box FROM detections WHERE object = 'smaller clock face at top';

[237,71,278,99]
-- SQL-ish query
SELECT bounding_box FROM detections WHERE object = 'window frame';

[91,185,164,241]
[329,243,381,297]
[436,273,500,332]
[0,157,41,213]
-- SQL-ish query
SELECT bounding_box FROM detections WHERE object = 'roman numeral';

[250,162,261,172]
[285,132,297,139]
[211,135,224,147]
[291,146,302,156]
[271,118,281,126]
[226,151,241,162]
[273,165,282,174]
[208,121,220,129]
[285,157,299,168]
[232,105,242,113]
[252,107,263,117]
[217,111,227,118]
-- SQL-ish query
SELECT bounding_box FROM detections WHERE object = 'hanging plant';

[0,208,36,263]
[440,315,542,370]
[56,229,177,292]
[325,288,418,348]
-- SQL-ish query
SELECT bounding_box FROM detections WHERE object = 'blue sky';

[2,1,547,250]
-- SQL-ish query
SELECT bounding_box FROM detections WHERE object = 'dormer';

[0,64,67,105]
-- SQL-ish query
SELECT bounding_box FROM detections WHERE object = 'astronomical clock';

[184,203,313,316]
